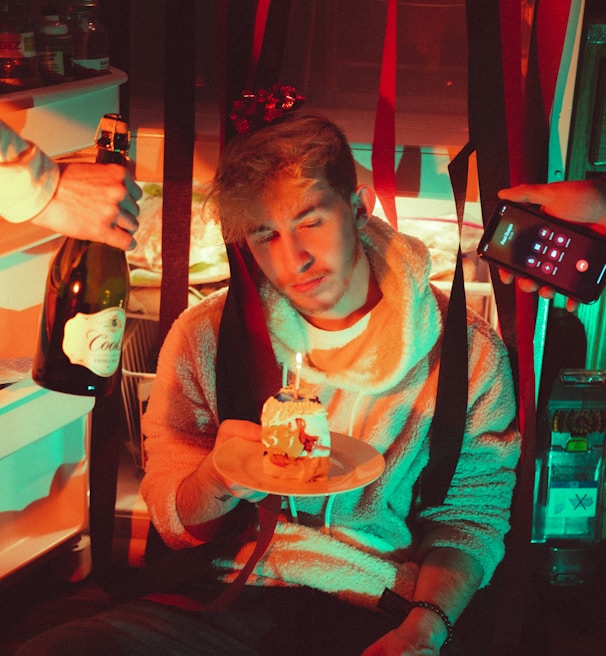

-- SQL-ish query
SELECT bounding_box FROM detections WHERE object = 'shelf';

[0,68,127,114]
[0,68,127,157]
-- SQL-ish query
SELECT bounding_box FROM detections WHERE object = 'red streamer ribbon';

[372,0,398,229]
[247,0,271,88]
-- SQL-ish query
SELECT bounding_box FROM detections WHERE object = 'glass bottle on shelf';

[54,1,109,79]
[36,13,73,84]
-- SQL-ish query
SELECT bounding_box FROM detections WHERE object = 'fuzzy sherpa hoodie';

[141,216,521,610]
[0,119,60,223]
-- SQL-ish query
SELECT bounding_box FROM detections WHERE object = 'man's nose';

[282,234,314,272]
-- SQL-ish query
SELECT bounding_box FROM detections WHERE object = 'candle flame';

[294,352,302,398]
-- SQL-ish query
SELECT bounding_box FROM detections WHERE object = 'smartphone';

[477,201,606,304]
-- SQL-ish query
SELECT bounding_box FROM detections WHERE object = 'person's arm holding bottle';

[497,178,606,311]
[0,118,141,250]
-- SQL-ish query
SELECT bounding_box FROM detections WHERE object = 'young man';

[16,113,520,656]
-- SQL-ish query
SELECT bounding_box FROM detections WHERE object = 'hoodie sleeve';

[140,291,226,549]
[0,119,60,223]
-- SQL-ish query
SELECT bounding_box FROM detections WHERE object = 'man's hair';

[207,114,358,243]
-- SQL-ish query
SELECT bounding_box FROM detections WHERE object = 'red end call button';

[576,259,589,272]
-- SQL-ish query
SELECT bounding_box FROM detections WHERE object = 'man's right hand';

[176,419,268,542]
[212,420,268,503]
[32,161,142,250]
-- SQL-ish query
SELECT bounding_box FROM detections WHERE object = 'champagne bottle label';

[62,307,126,377]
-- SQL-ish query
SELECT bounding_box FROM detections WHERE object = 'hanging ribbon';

[216,0,283,424]
[248,0,271,88]
[158,1,196,343]
[462,1,573,653]
[420,142,471,509]
[372,0,398,229]
[213,0,283,612]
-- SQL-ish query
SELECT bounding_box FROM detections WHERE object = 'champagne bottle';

[33,114,131,397]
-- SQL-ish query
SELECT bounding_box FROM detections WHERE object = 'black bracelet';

[377,589,454,647]
[411,600,454,646]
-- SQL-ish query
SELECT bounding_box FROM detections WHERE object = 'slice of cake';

[260,387,331,481]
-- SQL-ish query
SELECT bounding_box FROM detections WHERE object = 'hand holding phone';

[477,201,606,305]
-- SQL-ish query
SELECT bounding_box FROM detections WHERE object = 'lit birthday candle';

[294,352,302,397]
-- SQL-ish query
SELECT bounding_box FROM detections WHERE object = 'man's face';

[244,180,368,328]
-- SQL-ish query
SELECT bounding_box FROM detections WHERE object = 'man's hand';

[495,180,606,312]
[212,419,268,502]
[177,419,268,542]
[361,631,436,655]
[495,267,580,312]
[498,180,606,231]
[32,162,142,250]
[361,607,446,656]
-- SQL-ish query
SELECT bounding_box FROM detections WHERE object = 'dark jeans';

[14,584,464,656]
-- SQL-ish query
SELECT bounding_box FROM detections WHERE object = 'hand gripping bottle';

[33,114,131,397]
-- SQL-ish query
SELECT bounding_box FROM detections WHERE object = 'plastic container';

[54,1,109,79]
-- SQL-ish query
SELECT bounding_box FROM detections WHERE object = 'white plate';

[213,432,385,497]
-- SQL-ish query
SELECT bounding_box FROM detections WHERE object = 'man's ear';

[353,184,376,227]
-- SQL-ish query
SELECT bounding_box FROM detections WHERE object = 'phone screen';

[478,202,606,304]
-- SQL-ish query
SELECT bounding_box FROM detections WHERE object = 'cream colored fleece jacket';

[0,119,60,223]
[141,216,521,610]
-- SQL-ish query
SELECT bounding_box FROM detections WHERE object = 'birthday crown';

[230,84,305,134]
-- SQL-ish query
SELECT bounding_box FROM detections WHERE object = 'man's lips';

[290,275,324,294]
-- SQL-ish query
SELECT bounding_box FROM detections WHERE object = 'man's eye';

[255,231,277,244]
[301,218,322,230]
